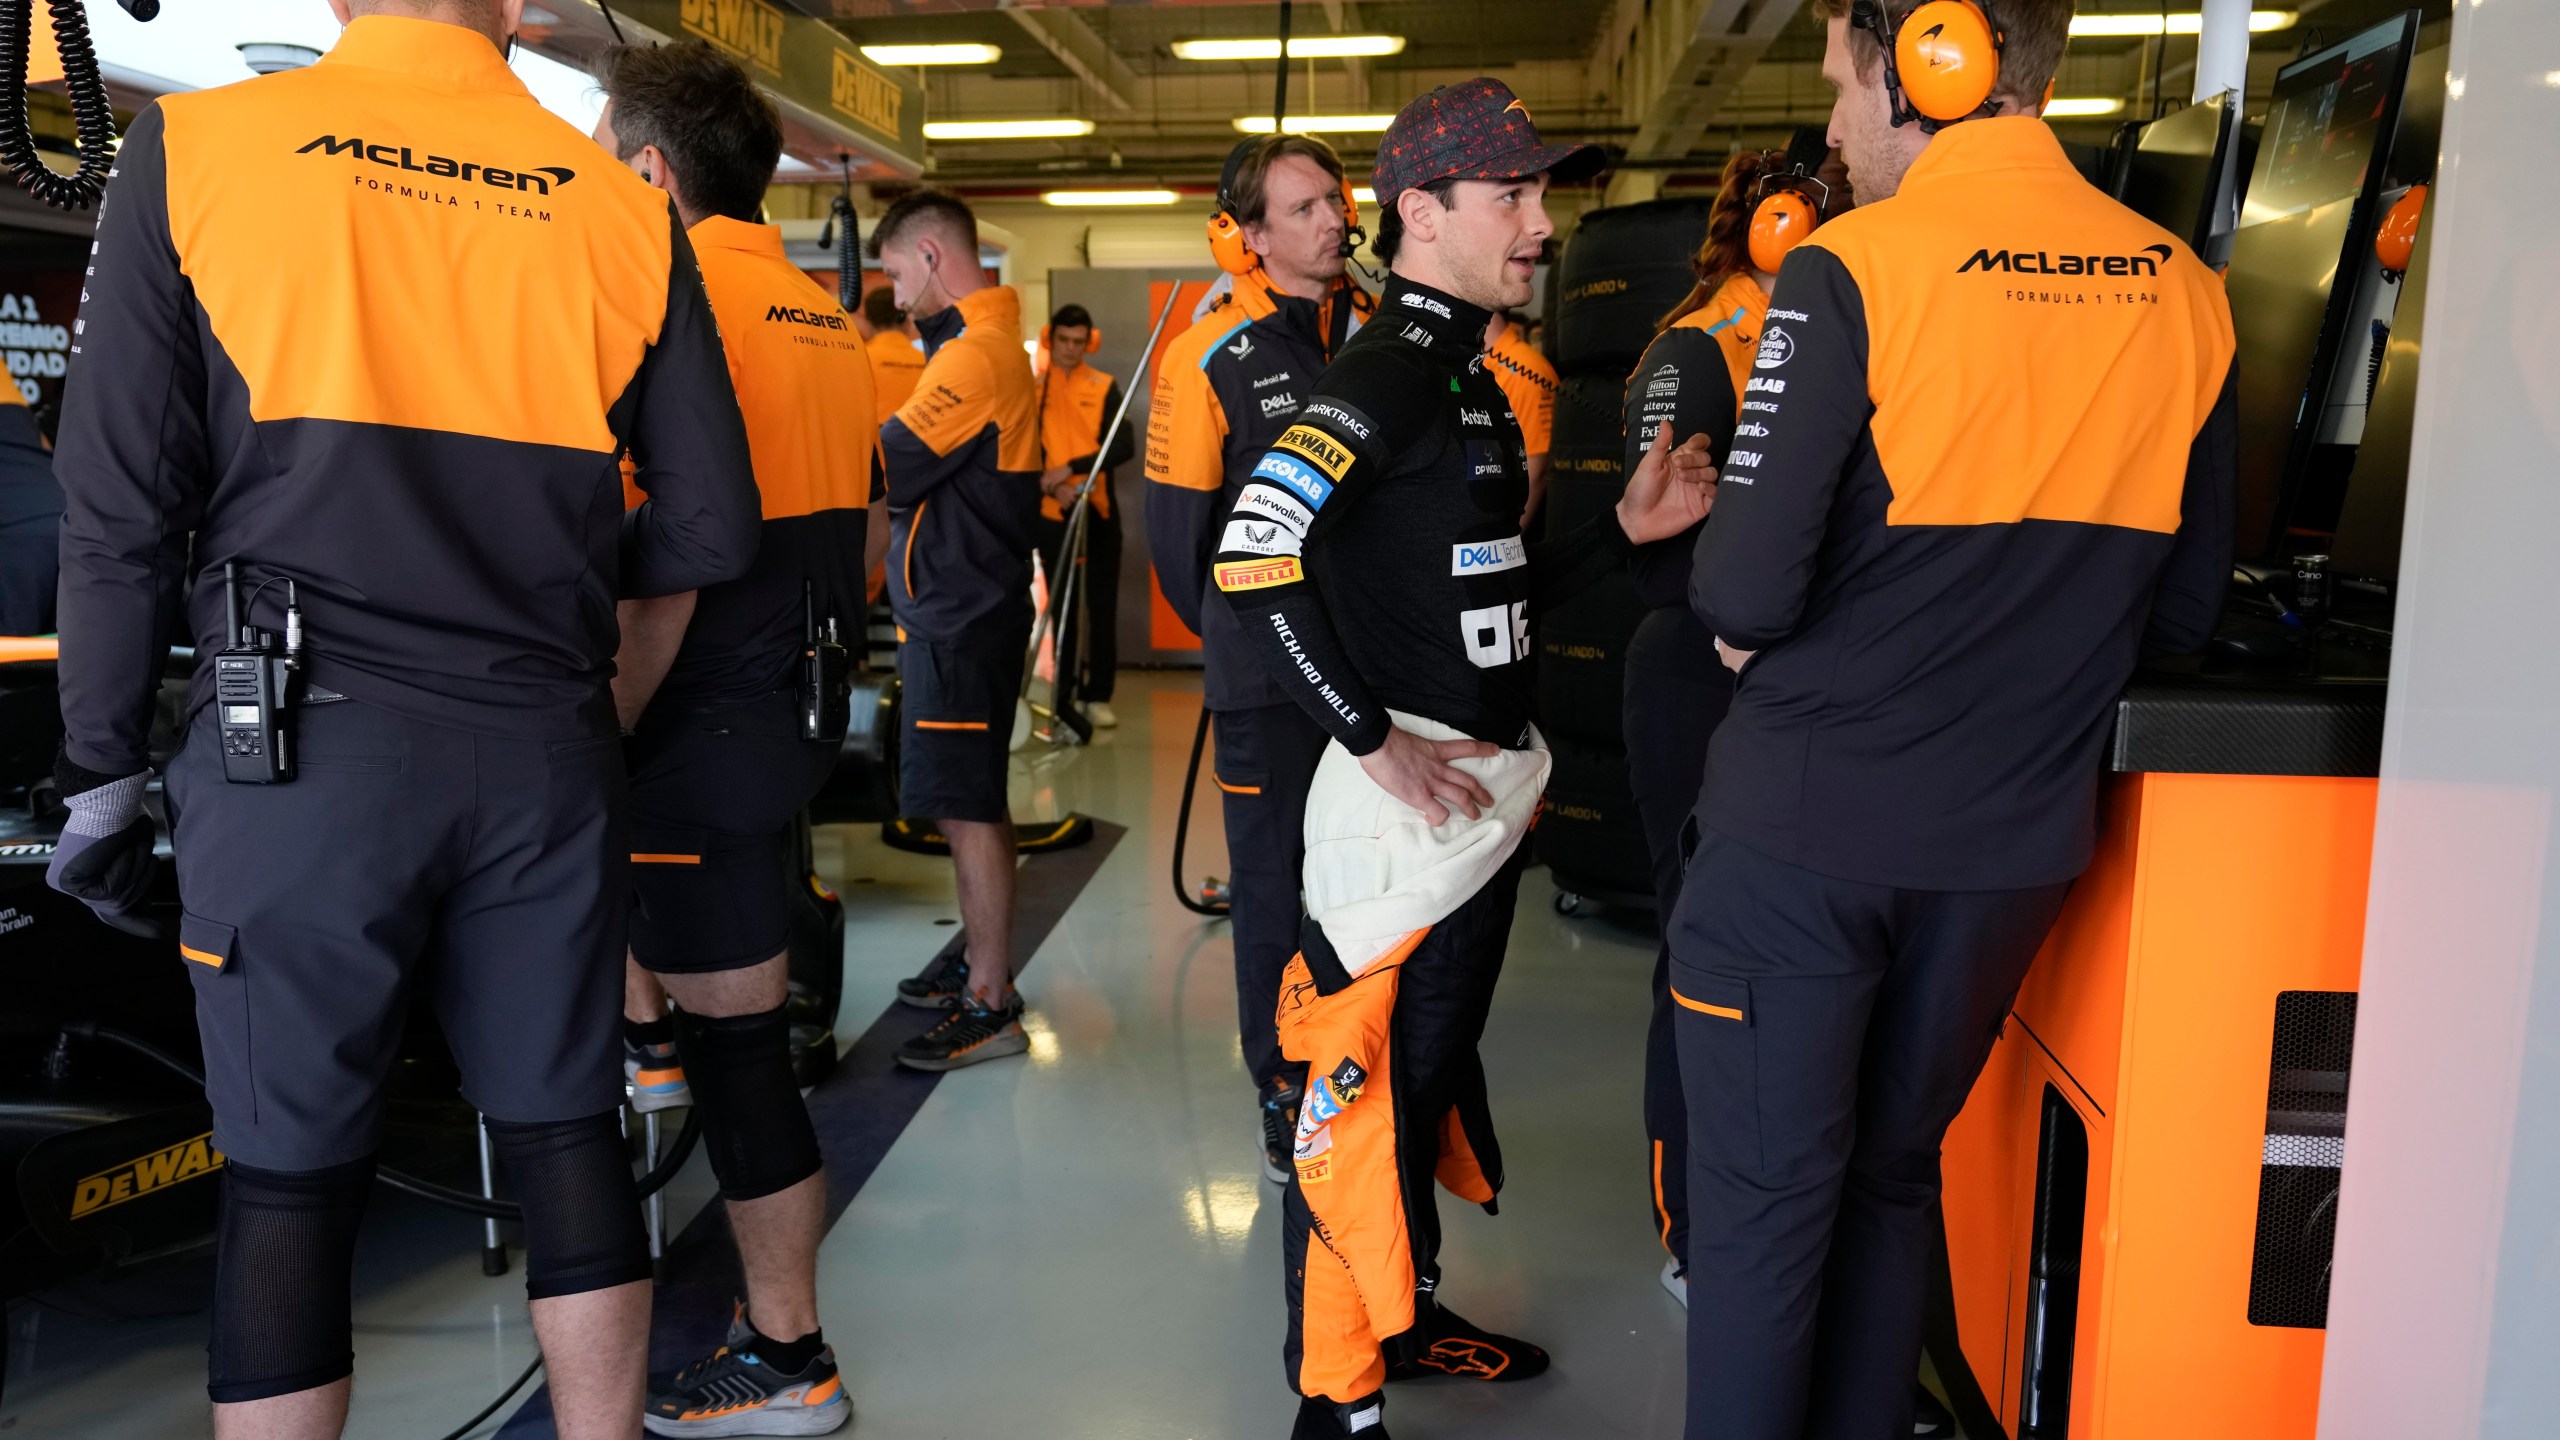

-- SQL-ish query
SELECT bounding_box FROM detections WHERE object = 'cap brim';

[1452,141,1608,187]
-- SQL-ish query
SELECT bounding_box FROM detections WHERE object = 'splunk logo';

[297,135,577,194]
[1958,243,2172,278]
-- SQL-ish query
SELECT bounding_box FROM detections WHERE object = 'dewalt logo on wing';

[1957,242,2173,278]
[69,1132,226,1219]
[297,135,576,195]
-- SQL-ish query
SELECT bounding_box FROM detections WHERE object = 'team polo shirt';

[880,285,1041,643]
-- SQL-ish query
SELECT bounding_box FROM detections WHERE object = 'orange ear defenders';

[1208,138,1264,276]
[2375,184,2426,279]
[1852,0,2007,132]
[1748,170,1830,274]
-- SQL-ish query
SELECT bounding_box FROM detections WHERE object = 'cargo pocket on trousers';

[1671,971,1760,1175]
[179,914,254,1125]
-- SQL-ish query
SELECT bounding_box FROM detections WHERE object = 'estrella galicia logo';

[1958,242,2172,278]
[1755,326,1795,370]
[298,134,576,194]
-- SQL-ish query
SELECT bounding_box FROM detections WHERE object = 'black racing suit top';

[1145,271,1368,712]
[52,16,759,778]
[1213,275,1631,756]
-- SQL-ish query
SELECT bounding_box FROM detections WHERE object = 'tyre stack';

[1534,198,1712,910]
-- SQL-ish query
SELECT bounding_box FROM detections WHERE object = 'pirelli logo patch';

[1215,557,1305,592]
[70,1132,227,1219]
[1273,425,1353,481]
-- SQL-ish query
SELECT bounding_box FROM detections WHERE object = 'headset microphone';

[1852,0,2007,132]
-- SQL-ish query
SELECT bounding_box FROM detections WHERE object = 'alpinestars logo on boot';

[297,135,577,194]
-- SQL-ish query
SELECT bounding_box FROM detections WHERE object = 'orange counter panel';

[1943,770,2375,1439]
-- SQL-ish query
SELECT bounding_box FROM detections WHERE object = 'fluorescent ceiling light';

[924,119,1097,140]
[1173,35,1406,61]
[1233,114,1397,135]
[2069,10,2297,37]
[861,43,1002,66]
[1352,186,1377,204]
[1043,189,1182,207]
[2044,97,2129,117]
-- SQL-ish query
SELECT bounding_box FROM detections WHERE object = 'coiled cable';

[0,0,120,211]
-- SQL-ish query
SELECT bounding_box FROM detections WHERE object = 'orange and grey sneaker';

[893,995,1029,1072]
[625,1033,691,1115]
[643,1311,849,1437]
[1383,1299,1550,1383]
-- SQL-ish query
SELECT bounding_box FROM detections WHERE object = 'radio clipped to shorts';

[799,582,852,744]
[215,560,303,784]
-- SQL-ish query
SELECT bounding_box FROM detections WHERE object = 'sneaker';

[894,997,1029,1072]
[643,1311,849,1437]
[1291,1391,1389,1438]
[895,949,969,1010]
[1259,1079,1303,1186]
[1911,1384,1957,1437]
[1383,1301,1549,1383]
[626,1038,691,1114]
[1660,1256,1688,1308]
[1086,701,1120,729]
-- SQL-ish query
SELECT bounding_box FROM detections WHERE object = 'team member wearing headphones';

[871,191,1045,1069]
[1214,80,1713,1439]
[1481,310,1557,526]
[1033,303,1135,729]
[591,42,873,1436]
[46,3,759,1434]
[1147,133,1373,1184]
[1672,2,2237,1434]
[1621,132,1848,1306]
[858,286,926,426]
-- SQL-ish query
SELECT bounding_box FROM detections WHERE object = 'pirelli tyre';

[1550,197,1714,377]
[1537,619,1634,745]
[1535,731,1654,910]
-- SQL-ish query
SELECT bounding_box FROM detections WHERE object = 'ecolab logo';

[298,135,575,194]
[768,304,849,330]
[1959,242,2172,278]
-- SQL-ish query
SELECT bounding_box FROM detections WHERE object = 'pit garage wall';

[2318,0,2560,1435]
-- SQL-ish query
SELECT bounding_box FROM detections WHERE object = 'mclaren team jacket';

[645,216,878,710]
[1694,117,2238,891]
[1035,361,1133,522]
[1624,272,1765,608]
[866,328,925,426]
[1485,318,1557,459]
[880,285,1041,644]
[54,16,756,778]
[1145,271,1369,712]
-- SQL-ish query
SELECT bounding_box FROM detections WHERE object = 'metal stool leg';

[477,1112,508,1277]
[644,1110,665,1266]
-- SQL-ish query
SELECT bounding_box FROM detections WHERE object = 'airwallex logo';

[298,134,577,195]
[1959,242,2173,278]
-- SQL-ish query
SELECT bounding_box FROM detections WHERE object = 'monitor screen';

[2224,11,2420,562]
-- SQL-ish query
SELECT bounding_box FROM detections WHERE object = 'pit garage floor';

[2,671,1694,1440]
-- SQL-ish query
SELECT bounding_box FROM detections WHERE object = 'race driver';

[1146,132,1373,1186]
[1672,0,2237,1434]
[47,2,759,1434]
[1211,78,1711,1439]
[591,41,872,1436]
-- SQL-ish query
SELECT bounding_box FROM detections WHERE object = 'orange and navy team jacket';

[52,16,756,778]
[1694,117,2238,891]
[1483,317,1557,458]
[1034,360,1133,522]
[1624,271,1767,608]
[880,286,1041,643]
[648,215,879,709]
[1144,271,1370,711]
[866,325,926,426]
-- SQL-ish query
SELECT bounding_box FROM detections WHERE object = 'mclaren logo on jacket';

[1957,242,2172,277]
[766,303,851,331]
[296,134,576,193]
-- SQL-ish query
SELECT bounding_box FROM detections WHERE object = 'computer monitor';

[2116,92,2240,257]
[2224,10,2422,563]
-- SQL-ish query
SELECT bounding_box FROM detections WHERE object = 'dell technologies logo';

[298,134,576,194]
[1958,242,2172,278]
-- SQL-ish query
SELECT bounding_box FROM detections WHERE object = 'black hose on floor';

[1171,706,1231,916]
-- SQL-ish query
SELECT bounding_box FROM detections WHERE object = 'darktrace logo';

[297,134,577,194]
[1958,242,2172,278]
[768,303,849,331]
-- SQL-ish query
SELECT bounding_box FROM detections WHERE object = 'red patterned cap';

[1371,78,1605,216]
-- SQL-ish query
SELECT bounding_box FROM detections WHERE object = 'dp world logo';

[1755,326,1795,370]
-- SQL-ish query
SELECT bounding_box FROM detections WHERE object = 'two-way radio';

[214,560,301,783]
[798,581,851,743]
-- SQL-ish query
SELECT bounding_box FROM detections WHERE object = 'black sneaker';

[895,949,969,1010]
[1291,1391,1389,1438]
[643,1310,849,1436]
[1383,1301,1549,1383]
[894,997,1029,1071]
[1911,1384,1957,1437]
[1260,1078,1303,1186]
